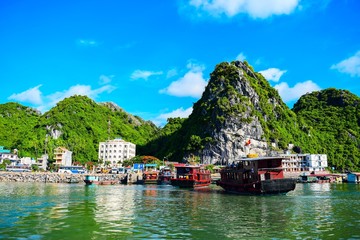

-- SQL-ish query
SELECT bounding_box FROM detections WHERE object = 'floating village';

[0,137,359,195]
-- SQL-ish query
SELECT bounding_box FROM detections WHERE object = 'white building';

[0,146,19,165]
[305,154,328,172]
[280,153,328,173]
[54,147,72,166]
[98,138,136,166]
[20,157,36,166]
[37,154,48,170]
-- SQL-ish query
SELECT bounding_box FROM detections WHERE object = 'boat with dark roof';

[171,164,211,188]
[216,156,296,194]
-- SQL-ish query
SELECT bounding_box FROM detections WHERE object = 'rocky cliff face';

[184,61,300,164]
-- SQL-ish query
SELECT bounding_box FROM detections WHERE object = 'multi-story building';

[37,154,48,170]
[280,153,328,173]
[0,146,19,165]
[98,138,136,166]
[54,147,72,166]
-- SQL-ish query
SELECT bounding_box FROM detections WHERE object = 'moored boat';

[171,164,211,188]
[84,175,118,185]
[141,171,159,184]
[157,167,173,185]
[216,157,296,194]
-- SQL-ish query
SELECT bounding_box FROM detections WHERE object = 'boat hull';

[171,179,211,188]
[217,178,296,195]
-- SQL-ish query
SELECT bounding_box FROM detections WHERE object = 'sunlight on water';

[0,182,359,239]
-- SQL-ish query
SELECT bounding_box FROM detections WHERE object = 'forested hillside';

[0,96,159,164]
[293,88,360,171]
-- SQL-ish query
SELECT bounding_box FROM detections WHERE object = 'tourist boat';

[216,157,296,194]
[157,167,173,185]
[170,164,211,188]
[84,175,118,185]
[141,171,159,184]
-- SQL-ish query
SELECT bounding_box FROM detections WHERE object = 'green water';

[0,182,359,239]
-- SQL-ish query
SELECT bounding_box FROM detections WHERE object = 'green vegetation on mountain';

[293,88,360,171]
[147,61,318,163]
[0,95,160,164]
[0,103,41,157]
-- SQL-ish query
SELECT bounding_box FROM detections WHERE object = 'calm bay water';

[0,182,359,239]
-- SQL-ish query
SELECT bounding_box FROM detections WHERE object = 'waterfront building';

[98,138,136,166]
[20,157,36,166]
[280,153,328,174]
[54,147,72,166]
[0,146,19,165]
[36,154,48,170]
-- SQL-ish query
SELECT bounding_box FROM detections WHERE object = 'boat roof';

[234,156,290,162]
[174,164,202,168]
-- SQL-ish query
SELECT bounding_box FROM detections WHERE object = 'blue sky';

[1,0,359,126]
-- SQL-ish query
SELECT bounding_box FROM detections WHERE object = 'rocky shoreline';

[0,172,125,183]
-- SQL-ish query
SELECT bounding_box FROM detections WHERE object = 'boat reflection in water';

[217,156,296,194]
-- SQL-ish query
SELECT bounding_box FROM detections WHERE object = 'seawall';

[0,172,125,183]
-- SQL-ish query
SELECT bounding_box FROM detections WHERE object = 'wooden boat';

[298,173,343,183]
[84,175,118,185]
[157,167,173,185]
[216,157,296,194]
[171,164,211,188]
[141,171,159,184]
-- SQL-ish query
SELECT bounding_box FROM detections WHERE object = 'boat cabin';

[221,157,286,184]
[174,165,210,181]
[171,164,211,188]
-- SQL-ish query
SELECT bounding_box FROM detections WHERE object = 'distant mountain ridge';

[0,61,359,171]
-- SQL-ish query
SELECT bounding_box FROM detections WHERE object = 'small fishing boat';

[171,164,211,188]
[84,175,118,185]
[216,157,296,194]
[157,167,173,185]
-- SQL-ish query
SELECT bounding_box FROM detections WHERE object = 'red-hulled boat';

[171,164,211,188]
[142,171,159,184]
[217,157,296,194]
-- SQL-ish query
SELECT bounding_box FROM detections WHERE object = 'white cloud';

[130,70,163,80]
[46,84,116,107]
[8,84,116,113]
[274,80,321,102]
[153,107,193,126]
[160,62,207,98]
[8,85,43,105]
[166,68,178,78]
[187,0,300,19]
[99,74,114,85]
[259,68,287,82]
[236,52,246,61]
[77,39,99,47]
[331,51,360,77]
